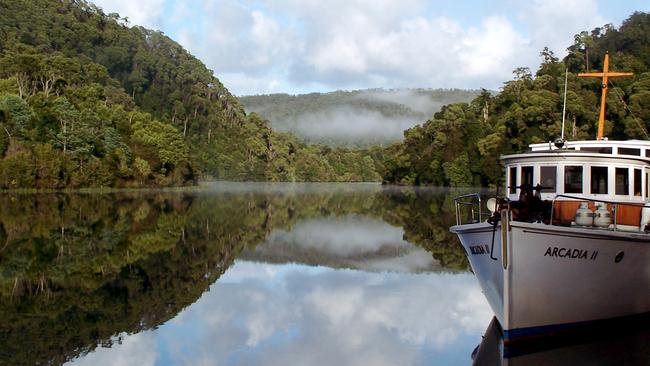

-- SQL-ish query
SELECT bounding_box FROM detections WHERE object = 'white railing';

[453,193,483,225]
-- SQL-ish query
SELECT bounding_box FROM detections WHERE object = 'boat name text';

[544,246,598,260]
[470,244,490,255]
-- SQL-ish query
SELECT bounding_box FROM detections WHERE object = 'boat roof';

[502,139,650,164]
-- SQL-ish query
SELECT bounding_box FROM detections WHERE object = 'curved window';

[540,166,556,192]
[564,166,583,193]
[616,167,629,195]
[591,166,608,194]
[509,167,517,194]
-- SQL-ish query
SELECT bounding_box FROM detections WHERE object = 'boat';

[449,53,650,343]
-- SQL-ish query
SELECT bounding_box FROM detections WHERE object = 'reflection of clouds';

[354,250,437,273]
[245,214,441,273]
[70,262,490,365]
[223,263,491,365]
[67,331,157,366]
[268,215,408,256]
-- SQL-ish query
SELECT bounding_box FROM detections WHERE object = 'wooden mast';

[578,52,633,140]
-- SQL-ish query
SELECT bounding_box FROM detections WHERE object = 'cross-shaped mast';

[578,52,633,140]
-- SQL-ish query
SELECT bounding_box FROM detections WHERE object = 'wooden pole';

[578,52,633,140]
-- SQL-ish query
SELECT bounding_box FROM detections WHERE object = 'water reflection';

[70,262,492,366]
[241,215,440,272]
[0,183,481,365]
[472,317,650,365]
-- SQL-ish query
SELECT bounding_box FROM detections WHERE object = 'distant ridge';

[240,88,482,147]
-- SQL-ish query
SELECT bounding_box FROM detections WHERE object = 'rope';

[609,79,649,140]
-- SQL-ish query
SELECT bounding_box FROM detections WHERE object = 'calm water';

[1,183,648,365]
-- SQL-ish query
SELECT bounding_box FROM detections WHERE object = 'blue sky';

[92,1,649,96]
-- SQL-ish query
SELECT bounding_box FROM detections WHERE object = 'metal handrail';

[453,193,482,225]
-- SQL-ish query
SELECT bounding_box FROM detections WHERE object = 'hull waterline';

[451,221,650,342]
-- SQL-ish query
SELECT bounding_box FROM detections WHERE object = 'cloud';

[521,0,608,63]
[175,0,532,94]
[93,1,634,96]
[91,0,165,29]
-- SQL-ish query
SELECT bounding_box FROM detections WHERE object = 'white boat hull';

[451,221,650,341]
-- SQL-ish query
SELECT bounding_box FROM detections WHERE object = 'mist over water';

[288,106,418,143]
[356,89,445,116]
[242,88,480,145]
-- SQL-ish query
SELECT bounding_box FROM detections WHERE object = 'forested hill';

[0,0,383,188]
[382,12,650,187]
[240,89,480,147]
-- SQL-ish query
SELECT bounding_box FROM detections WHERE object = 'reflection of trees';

[374,188,470,271]
[0,194,249,365]
[0,186,469,365]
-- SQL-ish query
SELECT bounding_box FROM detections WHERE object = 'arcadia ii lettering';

[470,244,491,255]
[544,246,598,260]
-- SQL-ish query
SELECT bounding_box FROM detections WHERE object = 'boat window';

[540,166,556,192]
[522,166,534,187]
[580,147,612,154]
[634,168,642,196]
[564,166,583,194]
[646,150,650,158]
[509,167,517,194]
[618,147,640,156]
[591,166,608,194]
[616,167,630,195]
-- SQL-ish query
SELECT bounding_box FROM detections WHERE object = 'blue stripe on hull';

[502,312,650,358]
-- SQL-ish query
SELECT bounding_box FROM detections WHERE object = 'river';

[1,183,647,365]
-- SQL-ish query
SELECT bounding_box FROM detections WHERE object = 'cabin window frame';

[618,147,641,156]
[643,166,650,200]
[590,165,609,195]
[521,165,534,188]
[563,165,584,194]
[539,165,557,193]
[615,167,631,196]
[508,166,517,195]
[634,168,642,197]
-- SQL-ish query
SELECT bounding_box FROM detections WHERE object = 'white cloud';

[522,0,608,58]
[93,0,636,95]
[170,0,533,94]
[91,0,165,29]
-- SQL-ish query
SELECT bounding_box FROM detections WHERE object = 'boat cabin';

[502,140,650,230]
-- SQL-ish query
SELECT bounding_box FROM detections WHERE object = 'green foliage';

[383,12,650,186]
[0,0,388,186]
[132,119,188,173]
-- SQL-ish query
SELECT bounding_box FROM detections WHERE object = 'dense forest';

[1,2,649,188]
[0,0,383,188]
[240,88,480,147]
[382,12,650,186]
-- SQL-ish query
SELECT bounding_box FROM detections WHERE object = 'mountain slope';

[0,0,385,186]
[241,88,481,147]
